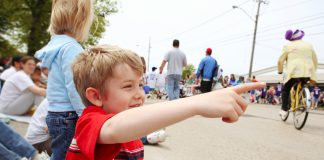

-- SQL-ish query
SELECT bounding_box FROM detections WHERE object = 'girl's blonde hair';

[72,45,144,106]
[48,0,94,42]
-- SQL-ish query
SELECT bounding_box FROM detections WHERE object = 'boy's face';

[31,70,41,82]
[102,63,145,114]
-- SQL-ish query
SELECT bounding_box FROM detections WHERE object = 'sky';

[99,0,324,76]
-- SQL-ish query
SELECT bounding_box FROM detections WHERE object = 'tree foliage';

[84,0,117,47]
[0,0,117,56]
[0,0,25,56]
[182,64,196,80]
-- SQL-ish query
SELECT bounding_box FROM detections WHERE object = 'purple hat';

[285,29,304,41]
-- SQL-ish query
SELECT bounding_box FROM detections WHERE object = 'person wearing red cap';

[196,48,218,93]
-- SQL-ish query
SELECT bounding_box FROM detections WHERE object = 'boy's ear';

[85,87,103,107]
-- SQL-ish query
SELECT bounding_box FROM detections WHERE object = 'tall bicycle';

[280,79,311,130]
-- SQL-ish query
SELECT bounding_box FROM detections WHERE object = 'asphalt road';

[144,104,324,160]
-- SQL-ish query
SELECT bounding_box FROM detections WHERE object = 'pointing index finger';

[232,82,266,94]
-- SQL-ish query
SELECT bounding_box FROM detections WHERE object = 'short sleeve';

[14,72,34,92]
[164,51,170,62]
[75,111,122,160]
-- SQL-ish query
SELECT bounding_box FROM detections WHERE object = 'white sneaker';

[279,110,288,119]
[38,152,50,160]
[147,129,167,144]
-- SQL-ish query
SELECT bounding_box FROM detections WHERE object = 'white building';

[245,63,324,86]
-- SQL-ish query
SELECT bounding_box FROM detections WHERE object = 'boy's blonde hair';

[48,0,94,42]
[72,45,144,106]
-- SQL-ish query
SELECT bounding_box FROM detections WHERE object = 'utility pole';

[147,36,151,72]
[248,0,267,78]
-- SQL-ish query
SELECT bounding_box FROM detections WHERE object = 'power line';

[154,1,323,50]
[256,42,281,51]
[152,9,232,44]
[186,23,324,51]
[257,31,324,42]
[207,30,324,50]
[152,1,324,54]
[204,29,324,49]
[191,14,324,48]
[256,21,324,38]
[306,31,324,36]
[152,0,251,44]
[261,0,313,15]
[180,11,324,50]
[257,14,324,35]
[209,3,324,42]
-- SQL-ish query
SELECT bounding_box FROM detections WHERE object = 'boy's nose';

[134,89,145,100]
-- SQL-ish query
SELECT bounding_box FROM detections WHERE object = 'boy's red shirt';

[66,106,144,160]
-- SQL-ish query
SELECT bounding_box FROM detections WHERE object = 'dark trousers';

[281,78,309,111]
[200,80,213,93]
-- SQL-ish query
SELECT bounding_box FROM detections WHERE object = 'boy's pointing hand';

[191,82,266,123]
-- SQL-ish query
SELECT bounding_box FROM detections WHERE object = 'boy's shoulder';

[77,106,113,127]
[67,106,144,160]
[77,106,112,128]
[67,106,117,159]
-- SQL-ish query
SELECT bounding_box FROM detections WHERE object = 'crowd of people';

[0,55,49,159]
[0,0,265,159]
[0,0,320,159]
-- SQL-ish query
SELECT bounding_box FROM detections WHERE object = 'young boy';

[66,45,265,160]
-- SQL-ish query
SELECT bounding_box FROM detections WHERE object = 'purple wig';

[285,29,305,41]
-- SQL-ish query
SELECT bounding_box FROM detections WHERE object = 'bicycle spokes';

[286,82,310,130]
[293,87,310,130]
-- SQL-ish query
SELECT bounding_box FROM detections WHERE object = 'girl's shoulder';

[60,42,84,57]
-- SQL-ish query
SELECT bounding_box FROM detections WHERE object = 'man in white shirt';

[159,39,187,101]
[146,67,158,91]
[0,56,22,92]
[0,56,22,81]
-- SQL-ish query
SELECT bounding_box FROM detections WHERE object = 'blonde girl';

[34,0,94,159]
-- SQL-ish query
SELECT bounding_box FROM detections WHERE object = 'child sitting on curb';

[66,45,265,160]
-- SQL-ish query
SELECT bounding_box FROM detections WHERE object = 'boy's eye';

[139,83,144,87]
[123,84,132,88]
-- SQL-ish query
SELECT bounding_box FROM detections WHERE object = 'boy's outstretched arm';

[99,82,266,144]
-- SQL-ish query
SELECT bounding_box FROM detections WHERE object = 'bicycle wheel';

[293,87,311,130]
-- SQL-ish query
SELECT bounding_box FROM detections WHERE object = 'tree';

[84,0,117,47]
[0,37,20,57]
[0,0,117,56]
[182,64,196,80]
[0,0,22,56]
[25,0,52,56]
